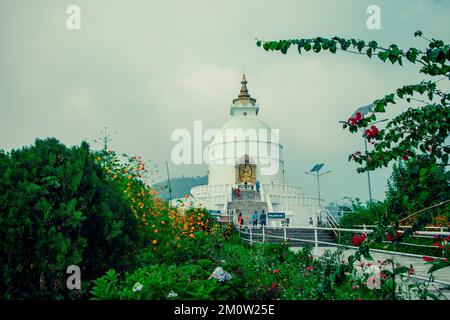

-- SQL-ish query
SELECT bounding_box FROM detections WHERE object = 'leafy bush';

[0,138,146,299]
[339,199,387,229]
[91,263,245,300]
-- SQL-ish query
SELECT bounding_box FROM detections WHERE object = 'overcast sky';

[1,0,449,205]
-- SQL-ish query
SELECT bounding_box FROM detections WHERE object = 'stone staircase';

[227,188,336,247]
[228,189,268,225]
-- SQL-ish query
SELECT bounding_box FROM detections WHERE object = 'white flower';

[209,267,232,282]
[132,282,143,292]
[167,290,178,298]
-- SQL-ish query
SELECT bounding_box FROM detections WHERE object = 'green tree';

[256,32,450,272]
[385,155,450,221]
[0,138,146,299]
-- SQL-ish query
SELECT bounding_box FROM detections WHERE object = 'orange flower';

[189,233,195,238]
[152,240,157,244]
[97,156,101,160]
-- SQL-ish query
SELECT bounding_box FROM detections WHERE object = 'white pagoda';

[190,75,320,226]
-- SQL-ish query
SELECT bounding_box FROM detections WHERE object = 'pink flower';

[306,266,313,272]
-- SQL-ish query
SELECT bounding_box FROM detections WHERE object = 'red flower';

[423,256,436,262]
[352,234,366,246]
[306,266,313,271]
[273,269,279,275]
[347,112,364,125]
[386,231,401,242]
[365,125,379,138]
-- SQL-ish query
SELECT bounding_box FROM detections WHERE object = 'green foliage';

[91,263,245,300]
[0,138,146,299]
[91,231,400,300]
[256,32,450,173]
[385,155,450,220]
[339,199,387,228]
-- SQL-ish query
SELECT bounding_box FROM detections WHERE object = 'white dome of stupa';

[206,75,284,185]
[190,75,319,227]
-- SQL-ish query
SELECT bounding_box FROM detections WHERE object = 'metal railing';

[228,211,450,292]
[320,208,340,239]
[230,210,449,257]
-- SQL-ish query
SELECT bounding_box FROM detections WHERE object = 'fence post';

[283,227,287,242]
[314,210,319,256]
[262,226,265,243]
[250,226,253,245]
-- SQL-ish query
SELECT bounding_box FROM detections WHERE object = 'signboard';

[268,212,285,219]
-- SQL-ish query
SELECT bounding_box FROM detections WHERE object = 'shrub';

[0,138,146,299]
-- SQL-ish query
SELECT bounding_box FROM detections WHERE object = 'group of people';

[237,209,267,228]
[232,180,261,199]
[232,187,241,198]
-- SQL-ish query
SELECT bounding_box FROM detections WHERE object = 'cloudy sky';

[1,0,449,204]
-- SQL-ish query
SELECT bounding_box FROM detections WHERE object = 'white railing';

[259,184,274,213]
[230,212,450,258]
[353,225,449,232]
[228,213,450,290]
[191,183,232,196]
[261,183,303,196]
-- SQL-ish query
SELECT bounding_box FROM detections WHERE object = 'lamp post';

[305,164,330,256]
[340,104,388,203]
[305,163,331,211]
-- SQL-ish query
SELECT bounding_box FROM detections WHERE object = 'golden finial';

[233,74,256,105]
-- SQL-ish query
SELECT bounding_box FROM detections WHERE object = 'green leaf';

[406,48,417,63]
[374,101,386,112]
[442,153,449,165]
[394,266,409,275]
[377,51,389,62]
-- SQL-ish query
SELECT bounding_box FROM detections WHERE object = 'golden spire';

[233,74,256,105]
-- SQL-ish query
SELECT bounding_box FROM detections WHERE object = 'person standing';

[236,188,241,198]
[252,211,258,227]
[238,212,244,227]
[256,180,260,193]
[260,210,266,227]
